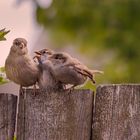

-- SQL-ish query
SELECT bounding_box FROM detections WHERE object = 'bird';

[5,38,40,93]
[34,48,103,89]
[34,51,64,91]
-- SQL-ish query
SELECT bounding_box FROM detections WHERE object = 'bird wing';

[65,58,104,84]
[90,70,104,74]
[65,59,96,84]
[74,66,96,84]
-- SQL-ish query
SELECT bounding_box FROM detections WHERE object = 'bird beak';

[19,43,26,49]
[33,51,42,60]
[33,55,40,60]
[34,51,41,55]
[21,42,25,46]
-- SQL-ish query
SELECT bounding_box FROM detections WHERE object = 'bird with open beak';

[34,49,64,90]
[34,49,103,89]
[5,38,40,93]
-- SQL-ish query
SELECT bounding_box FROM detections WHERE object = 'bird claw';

[20,86,24,96]
[32,85,38,97]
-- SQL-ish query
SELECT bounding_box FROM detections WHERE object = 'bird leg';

[33,84,37,96]
[19,85,24,96]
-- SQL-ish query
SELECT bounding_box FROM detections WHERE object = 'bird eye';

[55,56,59,59]
[40,50,46,54]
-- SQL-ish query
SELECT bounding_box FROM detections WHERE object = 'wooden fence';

[0,84,140,140]
[0,93,17,140]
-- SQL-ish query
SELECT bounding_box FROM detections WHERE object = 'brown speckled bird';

[34,51,64,90]
[5,38,40,92]
[35,49,103,89]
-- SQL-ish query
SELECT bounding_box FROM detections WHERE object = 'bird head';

[48,53,68,64]
[34,48,54,62]
[11,38,28,55]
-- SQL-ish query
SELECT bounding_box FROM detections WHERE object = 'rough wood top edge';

[0,93,18,97]
[97,84,140,89]
[21,88,94,93]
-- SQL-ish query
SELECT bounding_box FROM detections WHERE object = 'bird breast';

[5,55,39,87]
[38,63,57,88]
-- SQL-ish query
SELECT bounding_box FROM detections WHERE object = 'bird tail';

[90,70,104,75]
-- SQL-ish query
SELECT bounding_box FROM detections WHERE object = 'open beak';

[33,51,42,60]
[34,51,42,55]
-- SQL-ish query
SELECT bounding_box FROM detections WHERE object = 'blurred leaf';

[0,77,3,82]
[34,0,140,59]
[0,28,9,84]
[0,28,10,41]
[13,136,16,140]
[0,67,5,72]
[0,67,8,85]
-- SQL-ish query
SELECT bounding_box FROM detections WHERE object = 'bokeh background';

[0,0,140,90]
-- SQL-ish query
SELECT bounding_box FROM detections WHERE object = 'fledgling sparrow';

[34,51,64,91]
[35,49,103,89]
[5,38,40,92]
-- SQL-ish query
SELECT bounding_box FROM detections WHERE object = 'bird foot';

[20,86,24,96]
[32,85,38,97]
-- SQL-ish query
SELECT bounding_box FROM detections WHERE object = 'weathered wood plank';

[0,93,17,140]
[17,89,94,140]
[92,84,140,140]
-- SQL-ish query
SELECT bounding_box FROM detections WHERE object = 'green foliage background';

[0,28,10,41]
[33,0,140,84]
[0,28,10,84]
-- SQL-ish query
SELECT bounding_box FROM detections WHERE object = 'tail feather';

[91,70,104,74]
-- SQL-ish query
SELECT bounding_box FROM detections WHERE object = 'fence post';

[92,84,140,140]
[17,89,94,140]
[0,93,17,140]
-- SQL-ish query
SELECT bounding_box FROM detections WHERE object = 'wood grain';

[0,93,17,140]
[17,89,94,140]
[92,84,140,140]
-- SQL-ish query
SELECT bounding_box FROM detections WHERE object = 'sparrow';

[5,38,40,92]
[35,49,103,89]
[34,49,64,90]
